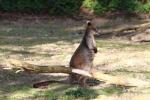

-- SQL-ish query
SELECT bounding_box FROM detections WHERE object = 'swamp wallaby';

[69,21,98,86]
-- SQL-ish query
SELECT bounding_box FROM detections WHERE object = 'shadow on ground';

[0,67,100,100]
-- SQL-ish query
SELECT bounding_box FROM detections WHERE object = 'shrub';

[0,0,83,15]
[82,0,150,15]
[137,1,150,12]
[0,0,48,13]
[0,0,149,15]
[48,0,83,15]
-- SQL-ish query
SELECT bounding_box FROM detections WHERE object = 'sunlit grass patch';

[96,40,150,51]
[98,86,124,95]
[0,85,32,100]
[32,90,57,100]
[140,88,150,94]
[143,72,150,79]
[146,61,150,65]
[107,68,150,80]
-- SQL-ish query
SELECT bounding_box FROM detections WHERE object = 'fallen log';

[9,59,71,74]
[9,59,91,77]
[9,59,150,87]
[97,22,150,37]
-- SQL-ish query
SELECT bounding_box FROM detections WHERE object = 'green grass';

[98,87,123,95]
[65,87,98,99]
[0,85,124,100]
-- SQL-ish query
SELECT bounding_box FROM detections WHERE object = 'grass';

[107,68,150,80]
[0,85,124,100]
[98,87,123,95]
[96,40,150,51]
[0,18,150,100]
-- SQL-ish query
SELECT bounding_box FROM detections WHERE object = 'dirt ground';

[0,16,150,100]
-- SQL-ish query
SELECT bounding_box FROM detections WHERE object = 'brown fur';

[69,21,98,86]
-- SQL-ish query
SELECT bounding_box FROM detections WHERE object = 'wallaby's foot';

[70,77,101,87]
[78,77,101,87]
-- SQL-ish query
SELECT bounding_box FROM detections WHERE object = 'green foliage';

[49,0,83,15]
[82,0,105,14]
[108,0,139,12]
[82,0,97,9]
[0,0,83,15]
[137,1,150,12]
[0,0,150,15]
[82,0,150,15]
[0,0,48,13]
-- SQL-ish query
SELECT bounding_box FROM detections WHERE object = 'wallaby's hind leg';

[78,77,101,87]
[69,73,80,84]
[86,78,101,86]
[70,74,101,87]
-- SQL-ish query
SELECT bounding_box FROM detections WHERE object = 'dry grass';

[0,17,150,100]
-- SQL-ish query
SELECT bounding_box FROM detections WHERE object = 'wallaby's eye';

[92,27,98,35]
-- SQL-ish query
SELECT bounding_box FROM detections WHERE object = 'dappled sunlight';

[29,43,72,54]
[0,36,39,40]
[94,50,150,72]
[0,67,74,99]
[0,19,82,47]
[6,88,41,100]
[0,42,79,67]
[25,43,78,65]
[0,17,150,99]
[65,26,84,32]
[3,83,75,100]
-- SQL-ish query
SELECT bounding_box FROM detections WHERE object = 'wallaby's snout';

[93,28,99,35]
[86,21,99,35]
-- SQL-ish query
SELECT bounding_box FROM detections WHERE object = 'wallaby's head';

[86,21,98,35]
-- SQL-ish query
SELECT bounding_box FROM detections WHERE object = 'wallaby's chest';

[70,44,95,68]
[70,30,96,68]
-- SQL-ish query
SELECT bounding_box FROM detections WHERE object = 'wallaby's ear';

[86,20,99,35]
[86,20,92,26]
